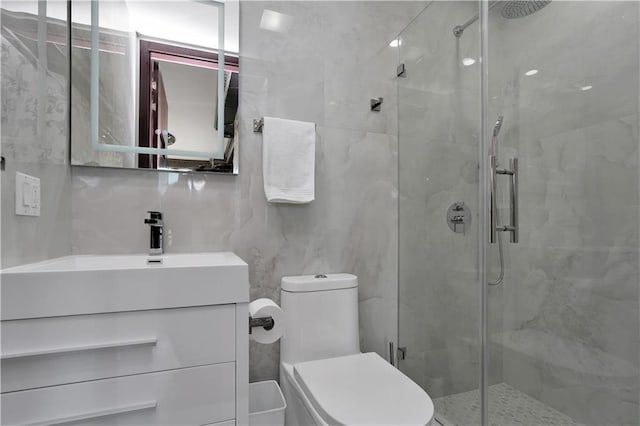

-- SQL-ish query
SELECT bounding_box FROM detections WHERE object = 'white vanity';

[0,252,249,426]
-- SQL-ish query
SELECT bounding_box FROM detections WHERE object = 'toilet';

[279,273,434,426]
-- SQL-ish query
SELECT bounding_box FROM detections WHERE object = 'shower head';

[501,1,551,19]
[453,0,551,37]
[493,116,504,138]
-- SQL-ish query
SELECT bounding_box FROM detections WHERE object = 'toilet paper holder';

[249,316,275,334]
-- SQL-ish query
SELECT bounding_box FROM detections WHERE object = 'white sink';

[1,253,249,320]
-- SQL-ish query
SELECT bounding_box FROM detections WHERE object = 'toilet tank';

[280,274,360,365]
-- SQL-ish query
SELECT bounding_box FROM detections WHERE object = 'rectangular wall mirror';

[70,0,240,174]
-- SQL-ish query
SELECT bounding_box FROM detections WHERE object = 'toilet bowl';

[279,274,434,425]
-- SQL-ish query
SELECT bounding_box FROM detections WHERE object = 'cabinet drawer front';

[2,305,235,392]
[2,363,236,426]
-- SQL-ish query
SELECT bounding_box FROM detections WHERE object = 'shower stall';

[396,1,639,425]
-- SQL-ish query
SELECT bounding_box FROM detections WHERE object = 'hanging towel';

[262,117,316,204]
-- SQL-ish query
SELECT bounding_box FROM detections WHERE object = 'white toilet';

[279,273,434,426]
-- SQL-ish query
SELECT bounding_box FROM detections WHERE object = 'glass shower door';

[486,1,640,425]
[399,1,640,425]
[397,2,485,424]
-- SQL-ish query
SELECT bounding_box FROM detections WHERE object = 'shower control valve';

[447,202,471,235]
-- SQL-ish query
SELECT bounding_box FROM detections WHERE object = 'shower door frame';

[478,1,490,425]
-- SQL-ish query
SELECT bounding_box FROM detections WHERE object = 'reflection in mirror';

[138,41,239,173]
[70,0,239,174]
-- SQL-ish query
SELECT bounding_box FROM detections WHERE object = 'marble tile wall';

[70,1,427,382]
[487,2,640,424]
[1,1,72,268]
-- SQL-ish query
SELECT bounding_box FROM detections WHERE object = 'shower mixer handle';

[490,156,519,244]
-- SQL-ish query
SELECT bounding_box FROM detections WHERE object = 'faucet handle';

[145,211,163,225]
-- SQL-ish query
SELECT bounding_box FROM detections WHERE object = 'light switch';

[22,182,31,206]
[15,172,40,217]
[32,184,40,210]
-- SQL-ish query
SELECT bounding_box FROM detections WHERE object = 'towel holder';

[253,117,319,133]
[253,118,264,133]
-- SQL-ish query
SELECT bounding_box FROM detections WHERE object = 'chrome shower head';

[453,1,551,37]
[501,1,551,19]
[493,116,504,138]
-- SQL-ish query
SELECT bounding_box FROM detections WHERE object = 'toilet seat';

[293,352,434,426]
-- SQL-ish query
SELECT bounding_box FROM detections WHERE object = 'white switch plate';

[15,172,40,217]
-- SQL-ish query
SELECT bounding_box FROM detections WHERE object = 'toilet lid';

[293,352,434,426]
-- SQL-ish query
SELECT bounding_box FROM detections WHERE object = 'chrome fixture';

[156,129,176,146]
[370,97,383,112]
[253,117,318,133]
[253,118,264,133]
[453,1,551,37]
[397,63,406,78]
[454,2,499,37]
[493,115,503,139]
[249,316,275,334]
[397,346,407,361]
[501,1,551,19]
[447,202,472,234]
[389,343,407,366]
[489,117,505,286]
[490,159,518,244]
[144,211,164,256]
[488,116,518,286]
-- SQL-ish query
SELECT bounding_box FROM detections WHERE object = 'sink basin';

[1,253,249,320]
[5,252,247,271]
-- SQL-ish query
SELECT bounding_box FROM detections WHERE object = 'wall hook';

[370,97,383,112]
[253,118,264,133]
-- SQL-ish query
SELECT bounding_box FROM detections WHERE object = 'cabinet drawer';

[2,305,235,392]
[2,363,236,426]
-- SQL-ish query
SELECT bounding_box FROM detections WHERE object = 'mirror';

[70,0,239,174]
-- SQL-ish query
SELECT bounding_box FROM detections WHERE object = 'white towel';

[262,117,316,204]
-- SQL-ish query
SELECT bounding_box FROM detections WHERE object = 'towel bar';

[253,117,318,133]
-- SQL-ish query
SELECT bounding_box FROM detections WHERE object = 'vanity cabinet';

[0,253,250,426]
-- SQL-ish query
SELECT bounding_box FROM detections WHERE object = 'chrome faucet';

[144,211,163,255]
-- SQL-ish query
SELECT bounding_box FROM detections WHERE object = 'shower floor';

[432,383,581,426]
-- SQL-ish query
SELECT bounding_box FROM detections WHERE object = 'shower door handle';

[490,156,518,243]
[509,158,518,243]
[490,155,498,243]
